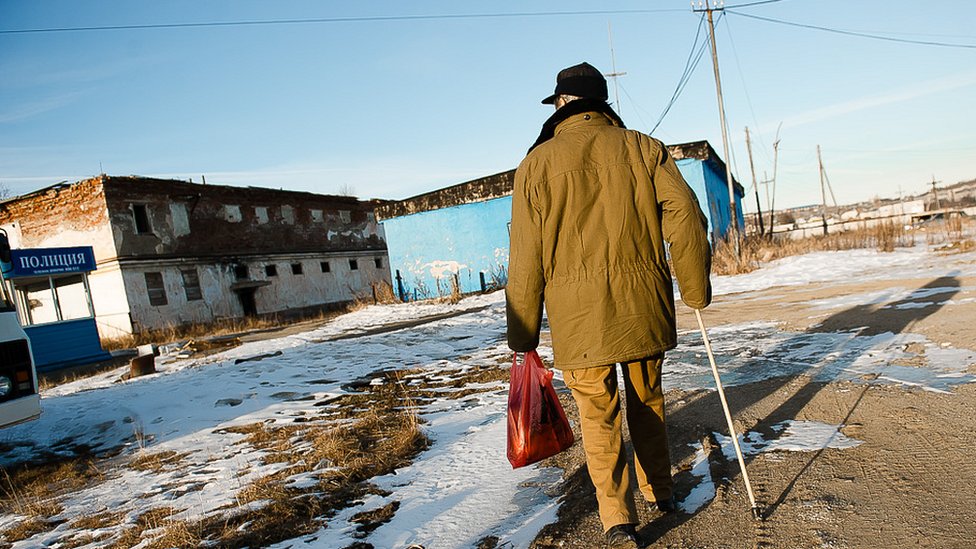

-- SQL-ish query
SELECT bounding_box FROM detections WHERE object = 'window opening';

[133,204,152,234]
[145,272,167,306]
[181,268,203,301]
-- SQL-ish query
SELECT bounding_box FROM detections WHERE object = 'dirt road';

[532,254,976,548]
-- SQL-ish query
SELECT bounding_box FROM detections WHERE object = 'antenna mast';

[606,22,627,113]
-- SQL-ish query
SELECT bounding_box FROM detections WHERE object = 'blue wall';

[383,159,745,299]
[383,197,513,300]
[676,159,745,244]
[25,318,111,372]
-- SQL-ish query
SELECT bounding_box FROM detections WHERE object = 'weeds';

[129,450,190,474]
[97,370,433,548]
[712,221,918,275]
[0,458,104,544]
[100,305,353,352]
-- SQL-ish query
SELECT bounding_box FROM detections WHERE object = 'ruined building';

[0,176,390,338]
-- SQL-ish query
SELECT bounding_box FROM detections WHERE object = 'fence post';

[395,269,406,302]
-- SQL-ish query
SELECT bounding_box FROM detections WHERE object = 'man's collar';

[528,98,625,154]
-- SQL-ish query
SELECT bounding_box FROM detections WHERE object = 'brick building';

[0,176,390,338]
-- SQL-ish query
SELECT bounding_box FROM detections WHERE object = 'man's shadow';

[642,275,961,543]
[536,276,962,547]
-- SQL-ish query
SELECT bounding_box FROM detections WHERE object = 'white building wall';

[118,251,393,334]
[87,261,134,339]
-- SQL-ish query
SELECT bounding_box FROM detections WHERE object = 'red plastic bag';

[507,350,575,468]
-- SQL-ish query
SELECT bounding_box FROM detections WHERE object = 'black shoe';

[655,497,677,514]
[605,524,639,548]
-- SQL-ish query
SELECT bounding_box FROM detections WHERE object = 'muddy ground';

[532,261,976,548]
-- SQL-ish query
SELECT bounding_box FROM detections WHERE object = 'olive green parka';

[506,108,712,370]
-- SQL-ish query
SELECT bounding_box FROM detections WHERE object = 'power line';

[649,12,712,135]
[0,9,686,35]
[727,10,976,49]
[725,0,787,8]
[721,14,772,165]
[616,82,651,129]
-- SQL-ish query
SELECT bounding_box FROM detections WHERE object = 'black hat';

[541,62,609,105]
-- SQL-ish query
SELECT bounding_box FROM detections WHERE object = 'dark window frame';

[132,204,152,234]
[349,259,358,271]
[145,272,167,306]
[180,268,203,301]
[265,264,278,277]
[320,261,331,273]
[291,263,303,275]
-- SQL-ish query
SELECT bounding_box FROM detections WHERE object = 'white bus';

[0,233,40,428]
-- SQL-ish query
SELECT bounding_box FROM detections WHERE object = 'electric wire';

[722,15,772,165]
[0,9,686,35]
[725,0,787,8]
[649,12,712,135]
[727,10,976,49]
[616,82,651,130]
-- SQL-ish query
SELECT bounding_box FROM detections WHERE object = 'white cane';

[694,309,761,520]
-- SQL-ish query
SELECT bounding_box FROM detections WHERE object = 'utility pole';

[768,123,781,234]
[760,173,774,233]
[930,175,942,210]
[745,127,764,236]
[606,23,627,115]
[817,145,829,236]
[694,0,739,255]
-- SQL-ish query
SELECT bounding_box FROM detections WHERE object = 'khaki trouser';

[563,356,672,531]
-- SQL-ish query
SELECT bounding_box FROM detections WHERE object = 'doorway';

[236,288,257,317]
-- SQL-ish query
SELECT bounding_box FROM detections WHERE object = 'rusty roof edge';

[668,140,745,196]
[375,169,516,221]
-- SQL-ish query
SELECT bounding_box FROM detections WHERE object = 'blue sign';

[2,246,97,277]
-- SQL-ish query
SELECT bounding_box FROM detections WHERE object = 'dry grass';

[1,458,99,515]
[2,516,52,543]
[70,510,125,530]
[100,304,356,352]
[1,349,511,547]
[712,221,918,276]
[105,507,199,549]
[0,457,104,544]
[129,450,190,473]
[99,372,433,548]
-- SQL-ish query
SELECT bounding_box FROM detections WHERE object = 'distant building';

[668,141,747,242]
[377,140,744,300]
[0,176,391,338]
[877,200,925,218]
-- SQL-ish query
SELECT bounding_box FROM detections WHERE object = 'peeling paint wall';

[380,147,743,301]
[382,196,512,300]
[0,178,117,258]
[86,262,134,339]
[2,176,392,336]
[121,251,391,332]
[100,176,387,259]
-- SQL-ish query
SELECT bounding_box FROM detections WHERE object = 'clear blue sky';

[2,1,974,211]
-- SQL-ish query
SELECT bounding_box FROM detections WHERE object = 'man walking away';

[506,62,712,549]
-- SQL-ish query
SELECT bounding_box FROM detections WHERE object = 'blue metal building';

[377,141,744,300]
